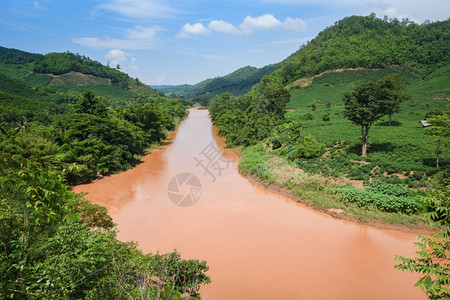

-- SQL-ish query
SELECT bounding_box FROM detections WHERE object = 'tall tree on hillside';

[377,74,410,127]
[75,90,108,118]
[343,81,384,156]
[343,75,409,156]
[425,113,450,168]
[251,75,291,118]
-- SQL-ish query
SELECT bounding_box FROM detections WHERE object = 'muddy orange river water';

[74,108,426,299]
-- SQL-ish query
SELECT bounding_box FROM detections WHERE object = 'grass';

[284,65,449,186]
[236,65,448,227]
[238,142,427,226]
[48,72,111,87]
[52,84,137,100]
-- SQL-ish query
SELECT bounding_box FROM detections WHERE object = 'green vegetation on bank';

[0,46,190,184]
[0,47,211,298]
[210,15,449,222]
[0,158,210,299]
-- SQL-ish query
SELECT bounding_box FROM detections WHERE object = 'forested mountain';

[0,46,159,100]
[271,14,450,85]
[152,64,278,102]
[210,15,449,149]
[0,46,189,183]
[187,64,278,98]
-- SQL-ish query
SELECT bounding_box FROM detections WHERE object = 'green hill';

[150,84,192,97]
[0,46,189,184]
[152,64,278,100]
[210,14,449,189]
[187,64,278,98]
[0,47,159,101]
[272,15,450,86]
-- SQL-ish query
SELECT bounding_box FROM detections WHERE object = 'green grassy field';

[283,65,449,185]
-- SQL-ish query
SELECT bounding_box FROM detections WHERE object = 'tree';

[395,185,449,299]
[343,81,385,156]
[377,74,410,127]
[0,157,210,298]
[425,114,450,168]
[74,90,108,118]
[343,75,409,156]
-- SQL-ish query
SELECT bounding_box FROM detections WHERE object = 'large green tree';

[377,74,410,127]
[74,90,108,118]
[343,75,409,156]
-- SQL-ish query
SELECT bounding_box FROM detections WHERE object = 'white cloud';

[240,14,283,33]
[73,36,156,50]
[177,23,211,38]
[129,57,138,70]
[283,17,307,31]
[106,49,128,66]
[97,0,175,19]
[178,14,307,38]
[73,25,160,50]
[126,26,159,39]
[104,49,138,70]
[208,20,239,34]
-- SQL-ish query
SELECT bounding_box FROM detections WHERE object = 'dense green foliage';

[0,157,210,299]
[333,181,422,214]
[274,15,450,85]
[396,183,449,299]
[343,74,410,156]
[33,52,130,88]
[0,47,211,299]
[0,46,42,64]
[0,47,189,184]
[1,89,187,184]
[209,74,291,146]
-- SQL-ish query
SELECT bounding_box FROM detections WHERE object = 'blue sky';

[1,1,449,85]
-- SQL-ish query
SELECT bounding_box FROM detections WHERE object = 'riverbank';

[236,143,435,235]
[74,108,426,299]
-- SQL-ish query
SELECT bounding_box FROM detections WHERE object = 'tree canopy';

[343,74,410,156]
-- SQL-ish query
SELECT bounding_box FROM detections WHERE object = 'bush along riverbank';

[208,76,448,232]
[238,143,438,232]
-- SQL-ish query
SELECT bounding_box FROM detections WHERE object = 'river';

[73,108,426,299]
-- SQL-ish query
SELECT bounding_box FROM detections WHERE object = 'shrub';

[333,184,421,214]
[424,108,444,119]
[322,113,331,121]
[295,135,325,159]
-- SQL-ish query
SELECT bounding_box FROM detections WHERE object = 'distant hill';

[152,64,278,99]
[0,46,159,101]
[150,84,192,97]
[267,15,450,86]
